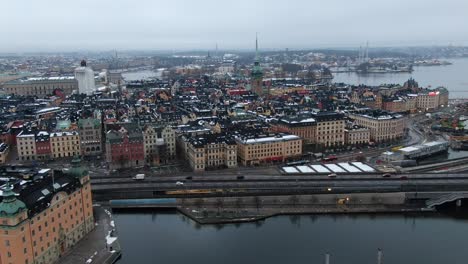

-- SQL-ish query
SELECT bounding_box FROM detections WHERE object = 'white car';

[175,181,184,186]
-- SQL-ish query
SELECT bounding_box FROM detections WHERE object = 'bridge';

[425,193,468,208]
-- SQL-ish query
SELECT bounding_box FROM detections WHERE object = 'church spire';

[255,32,259,61]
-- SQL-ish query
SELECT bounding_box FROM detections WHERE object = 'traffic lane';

[91,178,468,191]
[90,173,468,184]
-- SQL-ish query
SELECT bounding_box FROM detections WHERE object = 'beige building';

[314,113,345,147]
[417,93,440,111]
[16,132,37,161]
[273,112,345,147]
[236,133,302,166]
[0,157,94,264]
[344,125,371,145]
[347,111,407,143]
[186,134,237,172]
[0,143,9,164]
[2,77,78,97]
[143,125,176,165]
[78,118,102,156]
[416,88,449,111]
[50,131,81,158]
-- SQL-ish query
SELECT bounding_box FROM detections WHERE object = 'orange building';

[0,157,94,264]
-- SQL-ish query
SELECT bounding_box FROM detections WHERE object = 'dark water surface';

[114,211,468,264]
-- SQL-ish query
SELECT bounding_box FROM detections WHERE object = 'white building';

[74,60,96,95]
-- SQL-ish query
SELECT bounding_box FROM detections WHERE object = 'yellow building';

[16,132,37,161]
[0,143,9,164]
[0,157,94,264]
[344,125,371,145]
[50,131,81,158]
[186,134,237,172]
[236,133,302,166]
[273,112,345,147]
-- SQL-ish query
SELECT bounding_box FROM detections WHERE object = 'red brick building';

[105,124,144,169]
[35,131,51,160]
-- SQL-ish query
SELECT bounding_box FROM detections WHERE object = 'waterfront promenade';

[60,206,121,264]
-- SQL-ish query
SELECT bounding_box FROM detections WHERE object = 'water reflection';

[113,211,468,264]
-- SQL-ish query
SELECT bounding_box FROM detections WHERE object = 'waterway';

[113,211,468,264]
[333,58,468,99]
[120,58,468,98]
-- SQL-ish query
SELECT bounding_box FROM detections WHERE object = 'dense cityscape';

[2,1,468,262]
[1,42,468,263]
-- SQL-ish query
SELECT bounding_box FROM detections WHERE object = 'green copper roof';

[251,61,263,79]
[67,155,88,178]
[0,182,26,216]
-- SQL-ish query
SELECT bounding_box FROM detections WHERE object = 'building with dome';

[74,60,96,95]
[0,156,94,264]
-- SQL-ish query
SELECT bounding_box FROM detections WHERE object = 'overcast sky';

[2,0,468,52]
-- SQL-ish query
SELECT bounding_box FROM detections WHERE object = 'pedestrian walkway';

[59,205,121,264]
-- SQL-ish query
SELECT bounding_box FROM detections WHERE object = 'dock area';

[109,193,430,225]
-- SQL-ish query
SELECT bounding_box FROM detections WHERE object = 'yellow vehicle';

[391,146,403,152]
[165,189,223,195]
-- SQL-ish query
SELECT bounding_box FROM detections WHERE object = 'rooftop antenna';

[366,41,369,62]
[358,46,362,64]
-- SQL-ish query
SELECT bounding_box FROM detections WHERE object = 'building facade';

[74,60,96,95]
[143,125,176,165]
[2,77,77,97]
[78,118,102,156]
[0,143,9,164]
[344,125,371,146]
[274,112,345,147]
[105,128,144,169]
[0,157,94,264]
[35,132,51,161]
[236,133,302,166]
[16,132,37,161]
[347,111,407,143]
[50,132,81,159]
[186,134,237,172]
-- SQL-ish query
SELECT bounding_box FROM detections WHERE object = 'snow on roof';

[38,169,51,174]
[310,165,330,173]
[241,134,300,144]
[283,167,299,173]
[296,165,314,173]
[324,164,347,173]
[351,162,375,172]
[399,146,419,153]
[337,163,362,173]
[36,107,61,114]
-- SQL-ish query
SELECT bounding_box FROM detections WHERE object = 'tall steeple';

[251,33,264,96]
[255,32,259,61]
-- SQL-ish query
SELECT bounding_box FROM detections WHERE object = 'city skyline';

[1,0,468,52]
